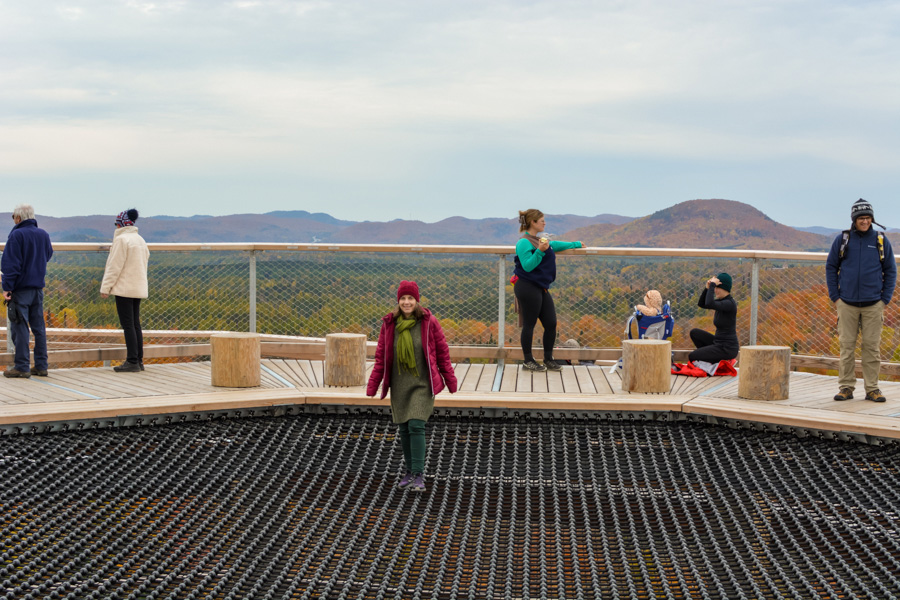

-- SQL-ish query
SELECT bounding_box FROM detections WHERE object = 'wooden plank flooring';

[2,360,900,438]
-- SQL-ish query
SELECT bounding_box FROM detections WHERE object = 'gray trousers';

[836,299,884,392]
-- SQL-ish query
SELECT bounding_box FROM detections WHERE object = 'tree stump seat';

[621,339,672,394]
[325,333,367,387]
[738,345,791,401]
[211,332,261,388]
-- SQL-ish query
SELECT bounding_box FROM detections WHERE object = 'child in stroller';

[611,290,674,373]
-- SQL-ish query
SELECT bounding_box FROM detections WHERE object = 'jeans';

[398,419,426,474]
[115,296,143,364]
[8,288,48,372]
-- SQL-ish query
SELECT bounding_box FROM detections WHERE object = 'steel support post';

[493,255,507,391]
[749,258,759,345]
[249,251,257,334]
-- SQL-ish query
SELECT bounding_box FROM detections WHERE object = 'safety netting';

[1,413,899,599]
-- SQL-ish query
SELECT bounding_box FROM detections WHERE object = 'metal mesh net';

[1,413,899,599]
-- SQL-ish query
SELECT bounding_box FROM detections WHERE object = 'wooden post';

[325,333,367,387]
[738,345,790,401]
[211,332,261,387]
[621,339,671,393]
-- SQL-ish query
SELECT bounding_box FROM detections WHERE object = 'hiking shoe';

[398,472,414,489]
[113,362,141,373]
[865,389,886,403]
[409,473,426,492]
[833,387,854,401]
[3,368,30,379]
[30,367,48,377]
[522,360,546,372]
[543,359,563,372]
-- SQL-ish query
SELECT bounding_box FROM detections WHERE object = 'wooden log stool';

[325,333,367,387]
[738,345,791,401]
[211,332,261,387]
[621,339,672,393]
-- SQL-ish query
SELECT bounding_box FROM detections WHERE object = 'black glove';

[6,300,23,324]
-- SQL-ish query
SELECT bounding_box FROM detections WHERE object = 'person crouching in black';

[688,272,738,364]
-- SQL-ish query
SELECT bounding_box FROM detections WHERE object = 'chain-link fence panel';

[44,251,250,333]
[36,251,250,366]
[46,251,250,333]
[510,253,898,364]
[755,258,900,363]
[504,255,755,353]
[15,247,899,365]
[254,251,502,343]
[144,251,250,332]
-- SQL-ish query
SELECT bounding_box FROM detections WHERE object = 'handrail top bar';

[1,241,860,261]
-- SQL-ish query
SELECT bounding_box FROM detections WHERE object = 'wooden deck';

[1,360,900,440]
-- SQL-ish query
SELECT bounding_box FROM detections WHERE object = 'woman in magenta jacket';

[366,280,457,492]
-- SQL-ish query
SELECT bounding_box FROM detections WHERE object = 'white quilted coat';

[100,226,149,298]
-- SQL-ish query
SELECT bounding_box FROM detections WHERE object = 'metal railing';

[3,242,898,363]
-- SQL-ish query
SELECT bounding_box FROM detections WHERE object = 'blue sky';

[2,0,900,228]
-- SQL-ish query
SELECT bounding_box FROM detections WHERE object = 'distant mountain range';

[5,201,898,251]
[8,210,631,245]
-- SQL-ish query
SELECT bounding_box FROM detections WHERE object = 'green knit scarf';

[395,316,419,376]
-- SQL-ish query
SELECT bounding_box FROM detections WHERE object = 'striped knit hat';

[851,198,874,222]
[115,209,137,227]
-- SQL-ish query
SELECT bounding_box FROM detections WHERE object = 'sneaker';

[409,473,426,492]
[139,362,145,371]
[30,367,48,377]
[522,360,546,372]
[543,359,563,372]
[113,362,141,373]
[865,389,886,403]
[3,368,31,379]
[398,472,414,489]
[833,387,854,401]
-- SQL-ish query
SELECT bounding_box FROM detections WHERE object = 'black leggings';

[688,329,738,363]
[515,279,557,362]
[115,296,144,364]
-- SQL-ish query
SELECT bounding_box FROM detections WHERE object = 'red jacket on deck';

[366,308,458,399]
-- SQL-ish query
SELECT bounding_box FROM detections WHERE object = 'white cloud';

[56,6,85,20]
[123,0,187,16]
[1,0,900,221]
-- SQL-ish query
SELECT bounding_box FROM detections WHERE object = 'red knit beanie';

[397,280,420,302]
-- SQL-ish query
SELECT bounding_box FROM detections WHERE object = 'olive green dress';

[390,321,434,424]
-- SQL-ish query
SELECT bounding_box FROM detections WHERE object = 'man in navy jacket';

[2,204,53,378]
[825,199,897,402]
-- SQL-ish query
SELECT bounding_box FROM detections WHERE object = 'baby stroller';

[610,301,675,373]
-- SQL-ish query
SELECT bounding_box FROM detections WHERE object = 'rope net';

[2,414,899,599]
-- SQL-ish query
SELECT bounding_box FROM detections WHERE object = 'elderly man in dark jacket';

[825,199,897,402]
[2,204,54,378]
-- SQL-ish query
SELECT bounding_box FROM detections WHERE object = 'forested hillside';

[562,199,832,251]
